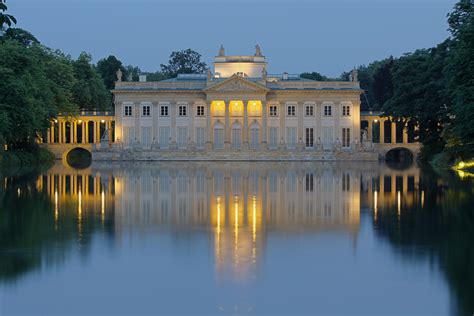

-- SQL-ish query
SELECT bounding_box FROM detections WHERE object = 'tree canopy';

[160,49,208,78]
[96,55,126,90]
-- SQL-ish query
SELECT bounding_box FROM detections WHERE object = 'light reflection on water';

[0,161,472,315]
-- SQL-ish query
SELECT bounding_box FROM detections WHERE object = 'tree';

[0,39,78,148]
[72,52,111,111]
[372,57,394,108]
[96,55,125,90]
[124,65,141,81]
[444,0,474,157]
[2,28,39,46]
[382,42,450,159]
[160,49,207,78]
[0,0,16,29]
[300,71,329,81]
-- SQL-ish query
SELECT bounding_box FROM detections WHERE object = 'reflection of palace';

[38,162,422,280]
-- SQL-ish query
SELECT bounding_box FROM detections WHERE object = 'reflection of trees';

[0,172,109,282]
[373,168,474,316]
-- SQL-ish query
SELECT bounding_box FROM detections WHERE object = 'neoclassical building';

[112,46,364,155]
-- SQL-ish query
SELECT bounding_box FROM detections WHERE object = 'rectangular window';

[142,105,151,117]
[286,127,297,148]
[305,128,314,148]
[124,105,133,117]
[269,105,278,116]
[196,105,205,117]
[178,105,187,117]
[342,127,351,148]
[159,127,170,148]
[214,129,224,149]
[287,105,296,116]
[269,127,278,149]
[160,105,169,117]
[342,105,350,116]
[324,105,332,116]
[141,126,152,148]
[195,127,205,148]
[177,127,188,148]
[305,105,314,116]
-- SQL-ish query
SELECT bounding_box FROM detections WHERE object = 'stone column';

[334,102,340,143]
[73,122,77,143]
[391,121,397,144]
[297,102,304,143]
[81,122,86,144]
[279,102,285,148]
[368,120,373,143]
[403,126,408,144]
[61,122,66,144]
[170,102,177,147]
[243,102,249,148]
[261,101,267,148]
[85,121,89,144]
[49,123,54,143]
[224,101,230,148]
[206,101,212,148]
[380,119,385,144]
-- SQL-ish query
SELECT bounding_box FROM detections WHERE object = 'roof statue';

[218,45,225,56]
[116,68,122,82]
[255,44,262,57]
[351,68,358,82]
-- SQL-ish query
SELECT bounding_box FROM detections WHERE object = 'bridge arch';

[62,146,92,169]
[384,147,415,163]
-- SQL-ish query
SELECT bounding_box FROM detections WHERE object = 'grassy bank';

[0,146,55,173]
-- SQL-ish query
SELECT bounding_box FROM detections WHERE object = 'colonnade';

[362,114,415,145]
[46,116,114,144]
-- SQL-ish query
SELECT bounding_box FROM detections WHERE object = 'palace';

[43,45,420,161]
[114,45,363,154]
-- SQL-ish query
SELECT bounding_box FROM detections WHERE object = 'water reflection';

[1,162,472,315]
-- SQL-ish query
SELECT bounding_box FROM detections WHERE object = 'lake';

[0,161,473,315]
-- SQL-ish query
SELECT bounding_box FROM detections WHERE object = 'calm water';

[0,161,473,316]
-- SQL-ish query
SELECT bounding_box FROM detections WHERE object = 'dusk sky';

[11,0,457,77]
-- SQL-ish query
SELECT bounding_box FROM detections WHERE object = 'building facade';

[112,46,363,154]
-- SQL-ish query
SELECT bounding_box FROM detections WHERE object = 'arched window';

[250,123,260,149]
[213,122,224,149]
[231,122,242,149]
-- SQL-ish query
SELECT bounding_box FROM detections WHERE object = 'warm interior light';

[374,119,378,123]
[78,120,82,123]
[54,119,58,123]
[101,120,105,123]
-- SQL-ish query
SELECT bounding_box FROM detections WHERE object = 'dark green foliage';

[2,28,38,46]
[124,65,141,81]
[0,0,16,28]
[96,55,126,90]
[444,0,474,157]
[72,53,111,111]
[0,40,77,149]
[300,72,329,81]
[160,49,208,78]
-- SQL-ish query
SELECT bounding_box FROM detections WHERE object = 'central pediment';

[204,75,269,93]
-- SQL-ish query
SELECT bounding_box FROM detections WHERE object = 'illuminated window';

[212,101,225,116]
[248,101,261,116]
[231,101,243,116]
